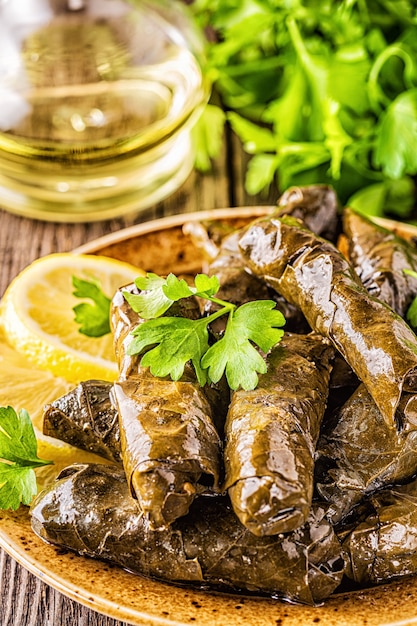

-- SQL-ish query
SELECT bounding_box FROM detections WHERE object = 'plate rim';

[73,206,276,255]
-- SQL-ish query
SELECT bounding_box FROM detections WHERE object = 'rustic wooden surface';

[0,132,279,626]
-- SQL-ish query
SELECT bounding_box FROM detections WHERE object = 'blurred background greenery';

[187,0,417,222]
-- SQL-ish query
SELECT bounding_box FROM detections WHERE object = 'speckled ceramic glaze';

[2,207,417,626]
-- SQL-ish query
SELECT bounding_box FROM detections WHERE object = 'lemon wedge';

[0,253,142,383]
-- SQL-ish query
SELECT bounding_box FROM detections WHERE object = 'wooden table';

[0,134,279,626]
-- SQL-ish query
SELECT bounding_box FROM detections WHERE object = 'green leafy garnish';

[72,275,111,337]
[192,104,227,172]
[189,0,417,219]
[0,407,52,510]
[123,272,286,390]
[404,269,417,328]
[374,89,417,180]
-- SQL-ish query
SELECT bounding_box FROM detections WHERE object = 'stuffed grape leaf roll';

[341,477,417,586]
[30,463,346,606]
[316,383,417,523]
[205,230,309,336]
[43,380,121,463]
[314,210,417,522]
[204,184,340,336]
[342,207,417,317]
[110,284,223,530]
[224,333,334,536]
[238,214,417,427]
[275,184,340,243]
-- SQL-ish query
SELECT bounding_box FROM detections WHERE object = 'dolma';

[342,207,417,317]
[30,463,346,606]
[205,184,340,335]
[224,333,334,536]
[206,231,272,306]
[326,352,359,414]
[314,210,417,521]
[275,184,340,243]
[341,477,417,586]
[238,214,417,427]
[43,380,121,463]
[110,284,223,530]
[316,383,417,524]
[205,230,309,336]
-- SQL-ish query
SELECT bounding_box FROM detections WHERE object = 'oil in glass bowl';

[0,0,210,222]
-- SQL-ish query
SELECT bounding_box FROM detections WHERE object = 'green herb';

[190,0,417,219]
[123,272,286,390]
[0,407,52,510]
[404,269,417,328]
[192,103,226,172]
[72,275,111,337]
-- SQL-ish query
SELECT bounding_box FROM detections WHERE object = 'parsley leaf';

[124,273,221,320]
[163,274,197,300]
[202,328,267,391]
[374,89,417,179]
[193,104,226,173]
[164,273,220,300]
[72,276,111,337]
[0,464,38,511]
[245,153,279,195]
[126,272,286,391]
[202,301,285,390]
[229,300,286,353]
[124,273,179,319]
[129,317,210,386]
[404,269,417,329]
[0,407,52,510]
[407,296,417,330]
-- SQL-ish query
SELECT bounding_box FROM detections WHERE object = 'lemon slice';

[0,326,116,493]
[0,326,73,431]
[0,253,142,383]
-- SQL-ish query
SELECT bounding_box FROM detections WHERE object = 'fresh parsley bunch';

[191,0,417,220]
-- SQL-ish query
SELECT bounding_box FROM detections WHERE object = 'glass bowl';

[0,0,210,222]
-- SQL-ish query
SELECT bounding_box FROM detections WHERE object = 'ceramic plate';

[2,207,417,626]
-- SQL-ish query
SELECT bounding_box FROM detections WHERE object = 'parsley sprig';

[0,407,52,510]
[123,272,286,391]
[72,276,111,337]
[404,269,417,329]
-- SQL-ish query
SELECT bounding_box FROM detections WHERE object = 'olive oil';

[0,1,209,221]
